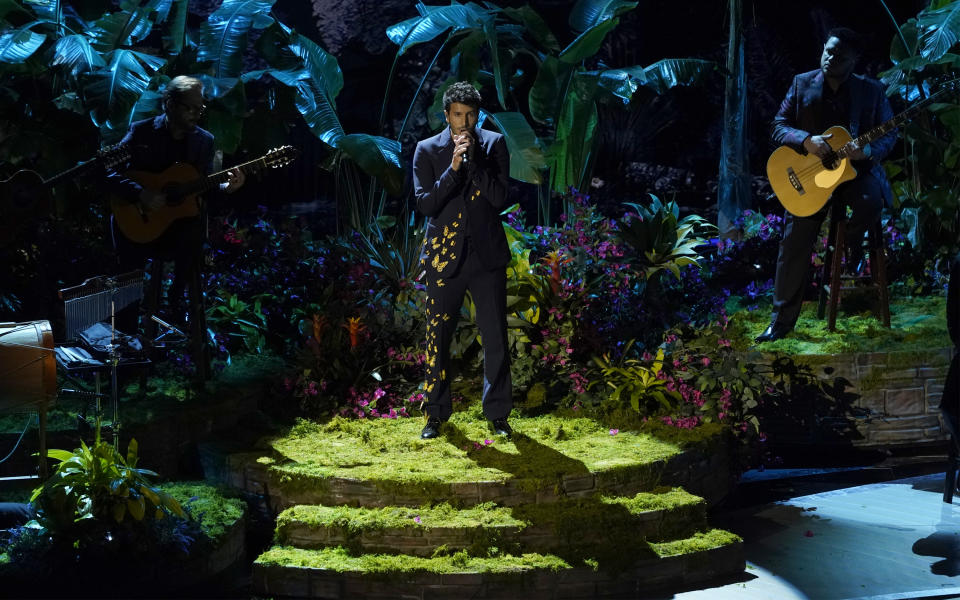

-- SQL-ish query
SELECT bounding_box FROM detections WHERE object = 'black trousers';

[770,173,883,328]
[423,239,512,421]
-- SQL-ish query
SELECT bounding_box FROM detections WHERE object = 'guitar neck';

[189,156,268,195]
[845,88,946,154]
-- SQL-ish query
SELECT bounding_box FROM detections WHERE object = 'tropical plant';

[590,344,679,414]
[29,435,185,544]
[618,195,715,281]
[383,0,717,224]
[879,0,960,259]
[0,0,404,207]
[206,290,270,355]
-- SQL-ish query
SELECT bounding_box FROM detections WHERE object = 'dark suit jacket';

[772,69,897,205]
[107,114,215,202]
[413,126,511,279]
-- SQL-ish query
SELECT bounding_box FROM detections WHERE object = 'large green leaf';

[160,0,188,56]
[568,0,637,33]
[288,29,343,102]
[197,0,275,79]
[51,34,105,77]
[294,78,344,147]
[483,15,508,109]
[558,17,617,64]
[89,8,155,53]
[529,55,574,124]
[205,78,245,153]
[82,48,165,138]
[0,21,45,63]
[919,0,960,61]
[338,133,404,197]
[549,70,598,193]
[619,58,716,95]
[502,5,559,52]
[385,1,491,56]
[482,110,546,184]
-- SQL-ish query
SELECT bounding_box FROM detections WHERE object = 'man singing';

[412,82,513,440]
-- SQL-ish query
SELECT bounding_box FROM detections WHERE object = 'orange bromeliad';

[343,316,366,349]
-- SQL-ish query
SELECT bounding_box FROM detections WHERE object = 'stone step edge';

[220,436,733,510]
[275,490,707,554]
[252,531,744,598]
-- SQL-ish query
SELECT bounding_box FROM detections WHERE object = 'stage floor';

[666,472,960,600]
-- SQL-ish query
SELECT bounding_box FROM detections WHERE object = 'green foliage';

[880,0,960,258]
[206,289,269,355]
[30,436,185,541]
[590,345,679,414]
[618,195,715,281]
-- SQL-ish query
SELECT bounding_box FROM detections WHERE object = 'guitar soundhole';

[822,154,840,170]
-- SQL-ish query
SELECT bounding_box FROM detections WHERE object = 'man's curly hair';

[442,81,481,112]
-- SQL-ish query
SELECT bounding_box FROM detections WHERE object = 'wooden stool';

[816,204,891,331]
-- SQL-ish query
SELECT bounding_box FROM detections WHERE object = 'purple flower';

[609,429,619,436]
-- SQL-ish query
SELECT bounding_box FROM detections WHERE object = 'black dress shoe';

[421,417,443,439]
[754,323,792,344]
[491,418,512,438]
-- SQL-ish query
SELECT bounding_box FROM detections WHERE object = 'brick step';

[253,530,744,599]
[276,488,707,556]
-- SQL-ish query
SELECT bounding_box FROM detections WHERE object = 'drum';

[0,320,56,413]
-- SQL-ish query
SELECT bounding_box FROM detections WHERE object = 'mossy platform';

[211,409,744,598]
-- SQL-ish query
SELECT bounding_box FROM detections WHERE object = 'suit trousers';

[770,172,883,329]
[423,238,512,422]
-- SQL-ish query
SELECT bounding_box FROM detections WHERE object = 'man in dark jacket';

[757,28,897,343]
[106,76,244,376]
[412,82,513,439]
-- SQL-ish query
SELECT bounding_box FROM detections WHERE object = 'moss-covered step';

[253,529,744,599]
[229,412,734,510]
[275,488,706,557]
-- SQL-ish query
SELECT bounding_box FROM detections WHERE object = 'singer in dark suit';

[412,82,513,440]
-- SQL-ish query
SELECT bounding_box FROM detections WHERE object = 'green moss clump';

[267,413,685,496]
[744,296,948,354]
[256,545,570,575]
[160,482,246,545]
[651,528,742,557]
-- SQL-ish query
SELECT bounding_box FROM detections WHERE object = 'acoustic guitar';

[767,79,959,217]
[0,144,131,245]
[111,145,299,244]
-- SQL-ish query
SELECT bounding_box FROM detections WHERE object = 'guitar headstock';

[97,143,132,171]
[264,145,300,169]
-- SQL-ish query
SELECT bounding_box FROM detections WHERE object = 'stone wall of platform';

[758,347,952,448]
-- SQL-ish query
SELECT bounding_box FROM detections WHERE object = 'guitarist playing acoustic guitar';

[756,28,897,344]
[105,75,245,380]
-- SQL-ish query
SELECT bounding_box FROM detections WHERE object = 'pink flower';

[414,516,421,524]
[484,439,493,445]
[609,429,619,436]
[804,530,814,538]
[701,357,711,366]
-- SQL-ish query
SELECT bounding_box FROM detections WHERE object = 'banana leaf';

[0,21,45,63]
[1,0,35,21]
[618,58,716,95]
[197,0,275,79]
[289,29,343,102]
[558,18,617,64]
[51,34,105,77]
[482,15,508,109]
[89,7,154,53]
[482,110,546,184]
[502,5,559,53]
[385,1,491,56]
[82,48,165,138]
[919,0,960,62]
[529,56,574,125]
[568,0,637,33]
[205,78,246,153]
[338,133,404,197]
[549,70,598,194]
[160,0,188,56]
